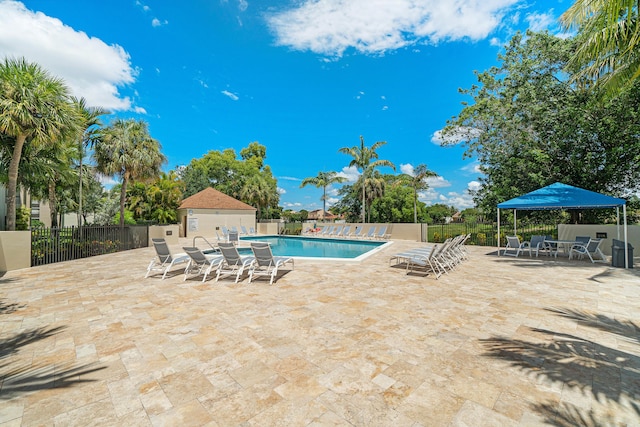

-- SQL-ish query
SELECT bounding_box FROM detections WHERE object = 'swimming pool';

[239,235,389,260]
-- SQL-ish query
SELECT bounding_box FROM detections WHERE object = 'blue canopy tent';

[497,182,629,267]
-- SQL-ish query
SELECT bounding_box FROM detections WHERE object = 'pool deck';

[1,238,639,426]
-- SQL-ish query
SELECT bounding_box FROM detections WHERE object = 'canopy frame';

[496,183,628,268]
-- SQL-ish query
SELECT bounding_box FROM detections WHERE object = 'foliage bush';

[16,207,30,230]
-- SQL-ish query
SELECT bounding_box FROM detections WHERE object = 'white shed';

[177,187,256,238]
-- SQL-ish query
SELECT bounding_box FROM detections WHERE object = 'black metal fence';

[31,225,149,267]
[428,222,557,246]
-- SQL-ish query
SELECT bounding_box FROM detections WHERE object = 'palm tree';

[360,170,386,223]
[148,172,183,223]
[93,118,166,227]
[72,97,108,226]
[0,57,78,230]
[300,171,346,220]
[338,135,395,222]
[396,164,438,223]
[561,0,640,95]
[240,174,272,220]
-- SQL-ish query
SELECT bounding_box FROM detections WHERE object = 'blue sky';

[0,0,568,211]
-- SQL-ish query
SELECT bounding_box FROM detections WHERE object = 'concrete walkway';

[0,239,639,426]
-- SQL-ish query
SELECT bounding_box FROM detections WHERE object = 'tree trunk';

[49,181,58,228]
[119,175,128,227]
[414,188,418,223]
[6,134,27,231]
[78,143,83,226]
[361,179,366,223]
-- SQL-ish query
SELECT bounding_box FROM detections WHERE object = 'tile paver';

[0,238,639,426]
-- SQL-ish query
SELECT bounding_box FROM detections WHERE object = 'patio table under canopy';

[496,182,629,268]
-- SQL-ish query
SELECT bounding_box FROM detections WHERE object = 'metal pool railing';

[31,225,149,267]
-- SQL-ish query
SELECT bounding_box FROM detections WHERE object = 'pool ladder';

[192,235,218,253]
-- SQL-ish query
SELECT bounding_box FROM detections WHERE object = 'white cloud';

[426,176,451,189]
[267,0,519,57]
[461,162,482,175]
[0,1,137,111]
[277,187,286,194]
[221,90,239,101]
[283,202,302,208]
[467,180,481,192]
[526,11,555,32]
[336,166,360,183]
[326,197,339,206]
[278,176,302,181]
[431,127,482,146]
[238,0,248,12]
[400,163,414,176]
[420,180,480,209]
[151,18,168,27]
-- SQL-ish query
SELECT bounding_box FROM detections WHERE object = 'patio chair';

[320,226,334,237]
[362,226,376,240]
[215,242,255,283]
[240,225,249,235]
[575,236,590,245]
[338,225,351,238]
[248,242,294,285]
[405,244,446,279]
[249,227,256,235]
[374,225,390,240]
[146,238,190,279]
[329,225,343,238]
[503,236,530,257]
[182,247,224,282]
[569,238,607,263]
[389,245,435,266]
[349,226,363,239]
[528,235,549,257]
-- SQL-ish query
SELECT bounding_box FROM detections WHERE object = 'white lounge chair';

[405,244,446,278]
[338,225,351,238]
[146,238,190,279]
[374,225,390,240]
[248,242,294,285]
[503,236,530,257]
[182,247,224,282]
[569,238,607,263]
[362,226,376,240]
[240,226,249,235]
[216,242,255,283]
[349,226,363,239]
[329,225,344,238]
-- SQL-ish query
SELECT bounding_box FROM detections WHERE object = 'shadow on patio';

[480,308,640,426]
[0,299,106,400]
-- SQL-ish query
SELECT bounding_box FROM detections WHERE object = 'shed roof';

[178,187,256,211]
[497,182,625,210]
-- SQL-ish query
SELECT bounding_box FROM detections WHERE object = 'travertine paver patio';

[0,238,639,426]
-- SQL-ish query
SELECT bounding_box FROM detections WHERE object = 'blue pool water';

[239,235,385,259]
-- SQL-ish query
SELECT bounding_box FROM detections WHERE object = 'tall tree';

[93,118,166,227]
[396,164,438,223]
[72,97,108,226]
[0,57,78,230]
[441,31,640,214]
[338,136,395,222]
[300,171,346,220]
[561,0,640,96]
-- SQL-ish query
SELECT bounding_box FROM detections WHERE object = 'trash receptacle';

[611,239,634,268]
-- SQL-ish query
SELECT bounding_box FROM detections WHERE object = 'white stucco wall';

[558,224,639,256]
[177,209,256,238]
